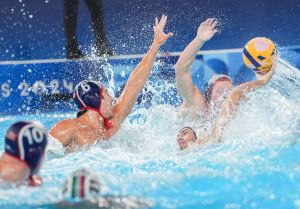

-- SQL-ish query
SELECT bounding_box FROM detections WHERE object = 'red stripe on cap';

[80,176,85,198]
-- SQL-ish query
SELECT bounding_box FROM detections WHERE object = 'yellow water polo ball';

[242,37,277,74]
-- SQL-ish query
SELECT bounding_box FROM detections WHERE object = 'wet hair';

[179,126,197,140]
[76,109,88,118]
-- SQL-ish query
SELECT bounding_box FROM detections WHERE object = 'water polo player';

[177,127,197,150]
[175,18,278,120]
[0,121,48,186]
[177,65,275,150]
[175,18,235,119]
[50,15,173,152]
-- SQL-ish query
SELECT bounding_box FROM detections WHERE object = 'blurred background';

[0,0,299,60]
[0,0,300,114]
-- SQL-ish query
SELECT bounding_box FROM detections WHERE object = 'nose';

[177,138,183,143]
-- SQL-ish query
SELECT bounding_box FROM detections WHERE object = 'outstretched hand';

[153,15,173,47]
[196,18,218,42]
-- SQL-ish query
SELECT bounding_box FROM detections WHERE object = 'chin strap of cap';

[98,110,113,129]
[80,107,113,129]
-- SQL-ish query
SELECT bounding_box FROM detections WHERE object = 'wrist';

[195,36,206,43]
[150,41,161,50]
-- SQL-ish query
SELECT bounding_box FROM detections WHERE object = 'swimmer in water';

[176,127,197,150]
[0,121,48,186]
[50,15,173,152]
[56,168,151,209]
[177,65,275,150]
[175,18,236,118]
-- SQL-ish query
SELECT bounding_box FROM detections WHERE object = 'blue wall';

[0,51,261,115]
[1,0,300,60]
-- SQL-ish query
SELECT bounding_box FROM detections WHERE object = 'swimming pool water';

[0,59,299,209]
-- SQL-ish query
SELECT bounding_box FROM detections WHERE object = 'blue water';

[0,59,300,209]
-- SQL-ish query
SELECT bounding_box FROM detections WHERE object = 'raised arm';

[199,65,275,144]
[175,18,218,107]
[114,15,173,123]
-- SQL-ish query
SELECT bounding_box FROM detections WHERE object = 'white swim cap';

[63,168,101,202]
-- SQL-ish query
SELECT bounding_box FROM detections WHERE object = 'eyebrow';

[177,129,188,137]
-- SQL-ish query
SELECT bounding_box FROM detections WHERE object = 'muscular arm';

[199,66,275,144]
[114,15,173,124]
[113,43,160,122]
[175,18,217,108]
[175,38,206,106]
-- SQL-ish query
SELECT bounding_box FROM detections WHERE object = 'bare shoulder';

[51,118,78,131]
[49,118,79,145]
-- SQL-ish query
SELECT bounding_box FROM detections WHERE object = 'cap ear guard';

[5,121,48,175]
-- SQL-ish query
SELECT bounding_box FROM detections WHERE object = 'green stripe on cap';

[71,176,77,198]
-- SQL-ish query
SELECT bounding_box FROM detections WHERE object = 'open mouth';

[178,140,187,147]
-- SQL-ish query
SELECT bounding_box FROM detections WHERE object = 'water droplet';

[29,14,33,18]
[121,71,126,77]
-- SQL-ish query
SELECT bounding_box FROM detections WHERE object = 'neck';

[0,153,30,182]
[78,110,105,131]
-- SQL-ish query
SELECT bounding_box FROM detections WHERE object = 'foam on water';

[0,58,300,208]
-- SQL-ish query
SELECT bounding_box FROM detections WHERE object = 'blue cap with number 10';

[5,121,48,175]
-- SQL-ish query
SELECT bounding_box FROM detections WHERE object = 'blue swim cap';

[73,80,113,129]
[63,168,101,201]
[5,121,48,175]
[73,80,104,111]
